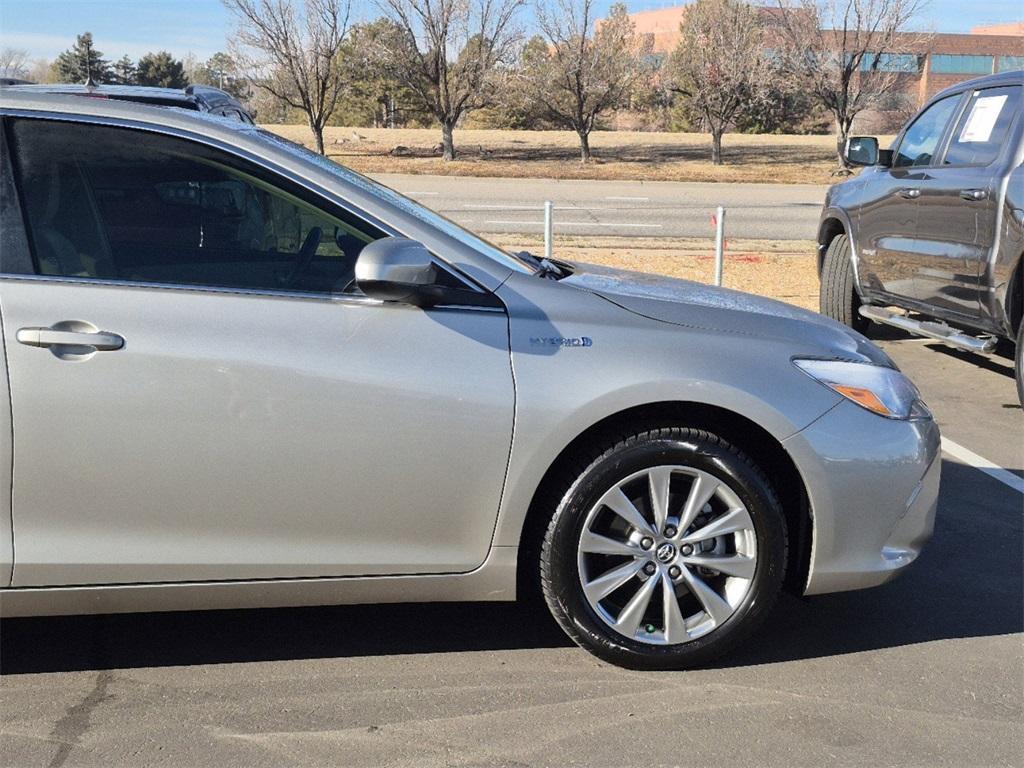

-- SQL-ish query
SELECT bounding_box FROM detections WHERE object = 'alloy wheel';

[576,465,758,645]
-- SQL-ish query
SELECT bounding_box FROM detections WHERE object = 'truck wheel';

[820,234,870,335]
[1016,323,1023,408]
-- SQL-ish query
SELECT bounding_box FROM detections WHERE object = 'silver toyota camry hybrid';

[0,92,940,669]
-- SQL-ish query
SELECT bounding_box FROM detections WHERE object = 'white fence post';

[714,205,726,286]
[544,200,554,261]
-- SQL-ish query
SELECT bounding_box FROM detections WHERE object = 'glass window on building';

[861,53,920,72]
[930,54,994,74]
[998,56,1024,71]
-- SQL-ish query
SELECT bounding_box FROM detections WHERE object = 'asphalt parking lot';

[1,330,1021,768]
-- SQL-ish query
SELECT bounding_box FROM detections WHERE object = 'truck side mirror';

[844,136,881,167]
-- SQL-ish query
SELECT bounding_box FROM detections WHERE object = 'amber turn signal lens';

[829,384,891,417]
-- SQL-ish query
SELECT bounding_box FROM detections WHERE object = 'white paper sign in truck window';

[959,94,1008,143]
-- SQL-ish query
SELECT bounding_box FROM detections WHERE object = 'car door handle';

[16,327,124,351]
[898,188,920,199]
[960,189,988,201]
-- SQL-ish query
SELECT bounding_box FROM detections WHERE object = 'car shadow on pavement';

[2,461,1020,675]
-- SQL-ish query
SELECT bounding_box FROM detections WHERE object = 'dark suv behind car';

[817,70,1023,404]
[0,83,253,123]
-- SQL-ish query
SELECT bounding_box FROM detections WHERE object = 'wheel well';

[817,218,846,274]
[516,401,813,602]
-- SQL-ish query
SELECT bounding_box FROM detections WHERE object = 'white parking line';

[483,220,662,228]
[941,437,1024,494]
[606,196,650,201]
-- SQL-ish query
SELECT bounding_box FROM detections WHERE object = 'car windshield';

[256,130,538,275]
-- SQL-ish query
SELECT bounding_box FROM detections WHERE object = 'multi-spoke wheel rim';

[576,465,757,646]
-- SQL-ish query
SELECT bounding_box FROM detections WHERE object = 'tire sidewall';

[821,234,870,335]
[543,432,786,670]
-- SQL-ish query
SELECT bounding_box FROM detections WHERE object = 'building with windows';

[627,6,1023,111]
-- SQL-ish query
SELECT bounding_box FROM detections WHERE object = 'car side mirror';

[844,136,882,167]
[355,237,439,306]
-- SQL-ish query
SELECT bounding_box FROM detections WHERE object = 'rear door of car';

[1,114,514,587]
[914,84,1022,319]
[857,92,963,300]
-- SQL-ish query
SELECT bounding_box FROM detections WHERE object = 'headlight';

[793,359,931,420]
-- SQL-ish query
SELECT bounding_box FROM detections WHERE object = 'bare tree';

[667,0,778,165]
[224,0,351,154]
[773,0,930,164]
[375,0,524,160]
[0,47,30,80]
[523,1,644,162]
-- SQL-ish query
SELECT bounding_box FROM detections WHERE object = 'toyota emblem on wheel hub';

[655,542,676,563]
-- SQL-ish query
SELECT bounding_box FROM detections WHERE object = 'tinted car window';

[893,94,961,168]
[942,85,1021,167]
[8,118,384,294]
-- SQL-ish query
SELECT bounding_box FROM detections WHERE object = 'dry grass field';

[266,125,892,185]
[491,234,820,311]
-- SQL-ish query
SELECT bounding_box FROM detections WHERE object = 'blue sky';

[0,0,1020,63]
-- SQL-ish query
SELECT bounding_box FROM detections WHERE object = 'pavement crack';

[45,671,114,768]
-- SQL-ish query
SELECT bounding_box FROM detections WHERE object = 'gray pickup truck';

[817,70,1023,404]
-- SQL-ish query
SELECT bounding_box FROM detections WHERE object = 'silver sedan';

[0,92,940,669]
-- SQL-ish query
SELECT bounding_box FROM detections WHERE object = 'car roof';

[932,70,1024,102]
[2,83,246,111]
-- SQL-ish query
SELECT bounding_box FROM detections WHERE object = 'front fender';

[490,273,843,549]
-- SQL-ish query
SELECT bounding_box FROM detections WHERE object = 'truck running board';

[859,305,997,354]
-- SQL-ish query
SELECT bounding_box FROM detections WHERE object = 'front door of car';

[913,84,1021,317]
[856,93,962,301]
[2,117,515,587]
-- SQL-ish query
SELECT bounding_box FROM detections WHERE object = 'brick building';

[628,5,1023,111]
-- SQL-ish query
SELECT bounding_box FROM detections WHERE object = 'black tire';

[820,233,870,335]
[540,427,787,670]
[1015,323,1023,408]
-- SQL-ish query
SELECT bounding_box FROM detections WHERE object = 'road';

[1,334,1021,767]
[373,174,828,240]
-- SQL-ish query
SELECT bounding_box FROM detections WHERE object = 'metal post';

[544,200,554,261]
[714,205,726,286]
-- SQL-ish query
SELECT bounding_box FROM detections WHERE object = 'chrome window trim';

[0,107,490,296]
[0,272,506,312]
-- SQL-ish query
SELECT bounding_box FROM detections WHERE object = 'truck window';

[893,94,961,168]
[942,85,1021,167]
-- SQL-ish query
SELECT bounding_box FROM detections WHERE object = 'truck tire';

[820,234,870,335]
[1016,323,1023,408]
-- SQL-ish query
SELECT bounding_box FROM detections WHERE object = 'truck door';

[915,84,1022,318]
[857,93,962,300]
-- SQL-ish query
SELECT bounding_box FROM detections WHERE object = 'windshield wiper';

[515,250,565,279]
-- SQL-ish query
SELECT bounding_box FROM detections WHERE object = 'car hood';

[562,261,892,366]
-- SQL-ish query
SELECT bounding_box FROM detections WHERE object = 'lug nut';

[640,537,654,550]
[663,525,677,538]
[643,562,657,575]
[680,544,694,556]
[668,565,681,579]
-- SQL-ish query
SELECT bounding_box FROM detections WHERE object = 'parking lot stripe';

[941,437,1024,494]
